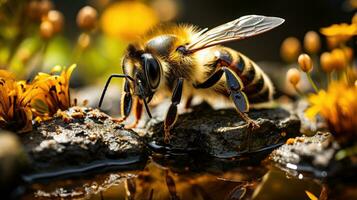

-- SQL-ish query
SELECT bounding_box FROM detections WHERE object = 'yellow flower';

[320,23,357,45]
[305,81,357,145]
[101,1,159,41]
[321,23,357,37]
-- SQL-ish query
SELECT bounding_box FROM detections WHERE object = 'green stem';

[306,72,319,93]
[71,32,91,64]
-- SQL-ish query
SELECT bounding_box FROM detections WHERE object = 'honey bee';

[98,15,284,143]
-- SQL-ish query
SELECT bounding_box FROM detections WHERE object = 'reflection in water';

[21,156,336,200]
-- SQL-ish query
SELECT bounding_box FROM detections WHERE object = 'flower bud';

[304,31,321,54]
[27,1,42,20]
[352,12,357,24]
[326,36,339,50]
[280,37,301,63]
[40,20,54,39]
[298,54,313,73]
[342,46,353,62]
[39,0,53,18]
[331,49,347,70]
[77,33,91,49]
[287,68,301,86]
[76,6,98,31]
[320,52,334,73]
[47,10,64,33]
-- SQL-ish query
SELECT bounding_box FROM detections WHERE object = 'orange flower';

[305,81,357,145]
[0,70,33,132]
[27,64,76,119]
[320,23,357,37]
[321,23,357,45]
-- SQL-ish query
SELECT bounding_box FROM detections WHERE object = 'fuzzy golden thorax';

[121,24,202,99]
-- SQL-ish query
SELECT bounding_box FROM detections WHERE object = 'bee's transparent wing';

[187,15,284,53]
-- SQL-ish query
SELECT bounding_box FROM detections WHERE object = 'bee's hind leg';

[223,67,260,129]
[194,67,259,129]
[164,78,184,143]
[195,67,259,151]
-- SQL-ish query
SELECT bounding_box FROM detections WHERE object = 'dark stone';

[270,132,357,181]
[20,107,147,180]
[144,103,301,158]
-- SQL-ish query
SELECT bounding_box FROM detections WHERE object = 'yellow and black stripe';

[212,47,273,103]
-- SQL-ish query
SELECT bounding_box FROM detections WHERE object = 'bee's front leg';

[164,78,184,143]
[194,67,259,129]
[114,80,133,123]
[125,97,143,129]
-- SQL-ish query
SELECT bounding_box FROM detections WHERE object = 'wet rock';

[270,132,357,180]
[24,172,136,199]
[144,103,300,158]
[20,107,147,179]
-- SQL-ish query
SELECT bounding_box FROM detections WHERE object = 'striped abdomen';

[214,47,274,103]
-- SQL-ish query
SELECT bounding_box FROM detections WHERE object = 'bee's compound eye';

[141,53,161,90]
[176,45,188,54]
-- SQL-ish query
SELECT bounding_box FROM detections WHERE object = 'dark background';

[53,0,354,61]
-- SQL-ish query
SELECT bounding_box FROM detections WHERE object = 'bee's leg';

[98,74,130,108]
[113,80,133,123]
[164,78,184,143]
[124,178,136,200]
[125,98,143,129]
[184,95,193,109]
[165,170,179,200]
[195,67,259,129]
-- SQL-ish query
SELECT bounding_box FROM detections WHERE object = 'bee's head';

[122,45,163,119]
[133,53,162,103]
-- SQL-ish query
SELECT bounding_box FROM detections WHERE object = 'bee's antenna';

[98,74,134,108]
[142,96,152,118]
